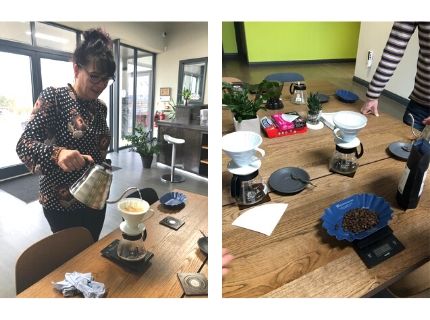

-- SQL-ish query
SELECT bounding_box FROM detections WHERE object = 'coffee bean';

[342,208,379,233]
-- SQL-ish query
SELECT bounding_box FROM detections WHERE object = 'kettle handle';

[289,83,295,94]
[231,175,239,198]
[355,143,364,159]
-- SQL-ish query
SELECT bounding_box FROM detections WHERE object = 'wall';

[243,22,360,63]
[60,22,167,53]
[354,22,418,100]
[155,22,208,111]
[60,21,208,112]
[222,22,237,54]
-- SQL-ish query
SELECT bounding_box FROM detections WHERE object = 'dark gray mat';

[0,174,40,203]
[1,166,121,203]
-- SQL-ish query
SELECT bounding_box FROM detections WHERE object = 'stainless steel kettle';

[70,162,140,210]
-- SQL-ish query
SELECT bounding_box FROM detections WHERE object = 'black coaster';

[177,273,208,296]
[159,216,185,230]
[100,239,154,273]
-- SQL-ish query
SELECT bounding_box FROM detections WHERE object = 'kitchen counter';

[157,119,208,132]
[157,120,208,177]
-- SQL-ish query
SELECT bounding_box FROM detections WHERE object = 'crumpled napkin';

[52,272,106,298]
[232,203,288,236]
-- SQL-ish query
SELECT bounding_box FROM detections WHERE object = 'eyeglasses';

[78,64,115,86]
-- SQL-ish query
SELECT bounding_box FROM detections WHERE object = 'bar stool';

[161,134,185,183]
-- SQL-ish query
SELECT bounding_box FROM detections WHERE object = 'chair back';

[127,187,159,205]
[264,72,304,82]
[15,227,94,295]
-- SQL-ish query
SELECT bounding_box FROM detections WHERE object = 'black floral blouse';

[16,84,111,212]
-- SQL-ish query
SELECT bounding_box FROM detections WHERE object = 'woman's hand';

[361,99,380,117]
[423,116,430,126]
[222,248,234,278]
[57,149,93,172]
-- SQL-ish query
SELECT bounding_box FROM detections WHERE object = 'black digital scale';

[353,226,405,268]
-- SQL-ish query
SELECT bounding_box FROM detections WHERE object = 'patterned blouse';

[16,84,111,212]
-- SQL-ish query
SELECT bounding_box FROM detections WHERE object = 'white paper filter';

[232,203,288,236]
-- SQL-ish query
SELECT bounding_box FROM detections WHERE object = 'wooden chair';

[222,76,243,84]
[15,227,94,295]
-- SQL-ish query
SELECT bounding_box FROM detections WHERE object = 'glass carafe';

[329,144,364,175]
[117,229,147,261]
[289,82,307,105]
[231,170,268,205]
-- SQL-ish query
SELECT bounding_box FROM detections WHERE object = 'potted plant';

[181,87,192,106]
[125,127,160,168]
[306,92,323,126]
[222,81,266,134]
[164,98,176,119]
[256,80,284,110]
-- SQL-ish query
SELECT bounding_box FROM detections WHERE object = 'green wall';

[222,22,238,54]
[244,22,360,63]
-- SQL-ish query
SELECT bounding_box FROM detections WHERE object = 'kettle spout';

[106,187,141,204]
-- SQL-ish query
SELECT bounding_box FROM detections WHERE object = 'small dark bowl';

[160,192,187,209]
[336,89,359,103]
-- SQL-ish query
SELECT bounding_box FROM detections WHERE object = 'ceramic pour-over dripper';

[222,131,265,167]
[332,111,367,143]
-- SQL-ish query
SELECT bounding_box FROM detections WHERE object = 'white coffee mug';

[222,131,265,166]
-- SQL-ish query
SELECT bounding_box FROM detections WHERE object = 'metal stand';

[161,140,185,183]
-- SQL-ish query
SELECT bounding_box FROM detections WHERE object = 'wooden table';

[18,191,208,298]
[222,80,430,297]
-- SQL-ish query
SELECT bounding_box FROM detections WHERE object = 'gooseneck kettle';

[69,161,140,209]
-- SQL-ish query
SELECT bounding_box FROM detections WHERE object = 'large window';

[136,52,153,128]
[118,45,154,149]
[0,52,33,169]
[0,22,77,180]
[119,46,135,148]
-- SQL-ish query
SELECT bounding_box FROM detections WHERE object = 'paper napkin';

[232,203,288,236]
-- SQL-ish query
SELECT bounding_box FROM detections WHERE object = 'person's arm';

[362,22,418,116]
[222,248,234,277]
[16,87,63,175]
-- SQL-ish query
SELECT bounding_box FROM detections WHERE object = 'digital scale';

[353,226,405,269]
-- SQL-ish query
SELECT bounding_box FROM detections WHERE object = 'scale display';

[353,226,405,268]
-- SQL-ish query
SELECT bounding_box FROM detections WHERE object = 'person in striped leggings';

[361,22,430,130]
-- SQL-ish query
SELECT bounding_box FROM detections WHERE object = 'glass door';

[118,46,135,148]
[0,52,33,174]
[135,51,153,128]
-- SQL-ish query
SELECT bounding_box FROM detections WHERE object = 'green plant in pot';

[181,88,192,106]
[125,127,160,169]
[256,80,284,110]
[222,81,265,134]
[307,92,323,125]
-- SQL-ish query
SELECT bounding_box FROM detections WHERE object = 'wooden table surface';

[222,80,430,297]
[18,190,208,298]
